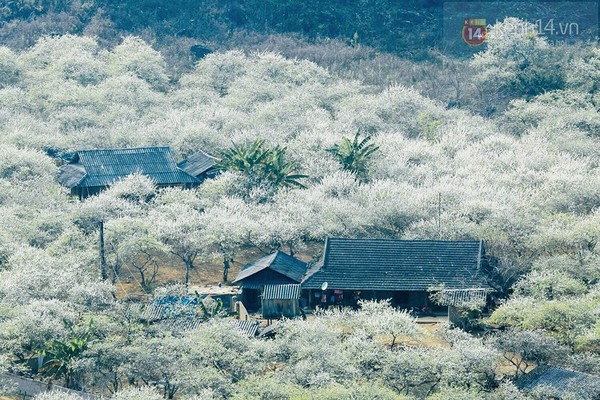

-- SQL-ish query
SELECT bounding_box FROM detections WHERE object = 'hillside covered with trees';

[1,2,600,399]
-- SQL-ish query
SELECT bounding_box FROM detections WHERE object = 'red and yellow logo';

[462,18,487,46]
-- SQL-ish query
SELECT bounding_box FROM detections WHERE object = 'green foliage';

[417,113,444,143]
[488,329,569,378]
[513,270,588,300]
[217,139,307,189]
[217,139,272,175]
[326,131,379,180]
[40,320,93,389]
[489,295,600,347]
[195,292,226,321]
[471,18,568,112]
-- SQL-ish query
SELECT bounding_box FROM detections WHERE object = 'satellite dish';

[321,282,328,291]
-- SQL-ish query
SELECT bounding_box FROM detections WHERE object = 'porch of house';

[301,289,448,314]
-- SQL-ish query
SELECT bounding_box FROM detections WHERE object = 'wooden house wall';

[240,268,299,287]
[262,298,299,319]
[303,289,446,311]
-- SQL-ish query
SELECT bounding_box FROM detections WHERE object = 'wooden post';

[99,220,108,280]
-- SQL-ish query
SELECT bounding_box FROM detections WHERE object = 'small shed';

[261,284,301,319]
[435,288,488,326]
[191,284,240,311]
[233,251,308,311]
[177,150,219,182]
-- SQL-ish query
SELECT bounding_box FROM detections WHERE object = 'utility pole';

[99,220,108,280]
[438,192,442,238]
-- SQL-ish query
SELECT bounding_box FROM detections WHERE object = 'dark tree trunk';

[139,268,146,290]
[222,256,231,282]
[99,220,108,280]
[185,257,190,285]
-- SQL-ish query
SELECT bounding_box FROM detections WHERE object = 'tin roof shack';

[233,251,308,312]
[56,147,200,199]
[516,365,600,399]
[435,288,488,328]
[301,238,490,313]
[177,150,219,182]
[191,284,240,312]
[261,284,302,320]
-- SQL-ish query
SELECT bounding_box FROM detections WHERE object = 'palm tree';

[264,146,308,189]
[327,131,379,180]
[216,139,271,175]
[218,140,307,188]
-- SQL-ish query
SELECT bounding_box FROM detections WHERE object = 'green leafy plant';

[39,320,94,389]
[326,131,379,180]
[217,139,307,188]
[195,291,226,320]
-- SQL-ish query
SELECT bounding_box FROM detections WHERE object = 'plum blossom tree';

[471,17,566,103]
[488,329,569,378]
[199,198,250,282]
[356,299,420,350]
[105,217,166,290]
[150,201,204,285]
[111,386,164,400]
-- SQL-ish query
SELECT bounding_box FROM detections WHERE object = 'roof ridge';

[77,146,171,152]
[328,237,482,243]
[193,149,220,160]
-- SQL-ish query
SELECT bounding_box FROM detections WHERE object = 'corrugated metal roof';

[262,284,301,300]
[438,288,488,307]
[302,238,489,291]
[178,150,219,178]
[516,365,600,398]
[234,320,260,337]
[156,318,259,337]
[56,147,199,189]
[233,251,308,284]
[158,317,203,331]
[131,302,260,337]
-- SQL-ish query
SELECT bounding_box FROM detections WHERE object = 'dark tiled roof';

[302,238,489,291]
[262,284,302,300]
[56,163,86,187]
[516,365,600,398]
[233,251,308,284]
[178,150,219,178]
[56,147,199,188]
